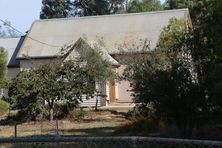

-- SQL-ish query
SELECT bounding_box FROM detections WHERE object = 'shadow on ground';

[61,126,119,136]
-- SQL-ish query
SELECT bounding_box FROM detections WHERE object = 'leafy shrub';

[68,108,86,121]
[52,102,78,119]
[58,103,69,116]
[11,109,41,122]
[0,100,9,115]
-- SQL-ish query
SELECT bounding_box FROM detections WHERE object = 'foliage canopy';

[124,18,204,137]
[9,42,116,120]
[40,0,125,19]
[0,47,7,88]
[127,0,163,13]
[125,0,222,138]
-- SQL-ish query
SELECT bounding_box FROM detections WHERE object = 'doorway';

[109,80,116,103]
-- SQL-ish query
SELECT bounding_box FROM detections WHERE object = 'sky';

[0,0,165,34]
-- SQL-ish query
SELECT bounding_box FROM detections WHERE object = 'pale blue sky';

[0,0,165,34]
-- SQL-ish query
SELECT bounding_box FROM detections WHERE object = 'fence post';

[41,119,43,135]
[56,119,59,136]
[61,120,64,135]
[14,124,17,138]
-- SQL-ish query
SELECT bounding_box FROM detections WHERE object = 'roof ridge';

[34,8,189,23]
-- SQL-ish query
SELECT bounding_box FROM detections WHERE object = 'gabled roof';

[0,37,24,67]
[63,38,119,66]
[17,8,190,59]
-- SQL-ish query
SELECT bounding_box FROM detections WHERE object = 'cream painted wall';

[19,59,59,70]
[116,65,133,103]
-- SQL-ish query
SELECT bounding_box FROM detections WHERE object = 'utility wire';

[0,19,62,48]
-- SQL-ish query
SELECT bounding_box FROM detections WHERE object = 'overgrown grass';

[115,115,169,136]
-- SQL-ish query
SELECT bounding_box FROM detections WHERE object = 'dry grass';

[0,108,130,138]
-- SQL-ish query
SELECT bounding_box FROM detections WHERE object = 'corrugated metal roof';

[17,9,190,58]
[0,37,24,67]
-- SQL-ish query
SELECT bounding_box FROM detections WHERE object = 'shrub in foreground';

[0,99,9,115]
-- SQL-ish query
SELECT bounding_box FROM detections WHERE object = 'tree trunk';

[50,108,53,121]
[48,99,54,121]
[95,96,98,111]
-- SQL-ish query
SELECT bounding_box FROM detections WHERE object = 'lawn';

[1,107,222,140]
[0,108,131,138]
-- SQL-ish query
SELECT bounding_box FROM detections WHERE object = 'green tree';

[124,19,205,137]
[9,41,116,120]
[164,0,209,26]
[167,0,222,124]
[201,0,222,121]
[36,63,96,120]
[206,0,222,52]
[34,64,64,121]
[40,0,125,19]
[127,0,163,13]
[9,63,95,120]
[40,0,74,19]
[73,0,125,16]
[8,69,42,119]
[165,0,195,10]
[0,47,7,88]
[165,0,210,26]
